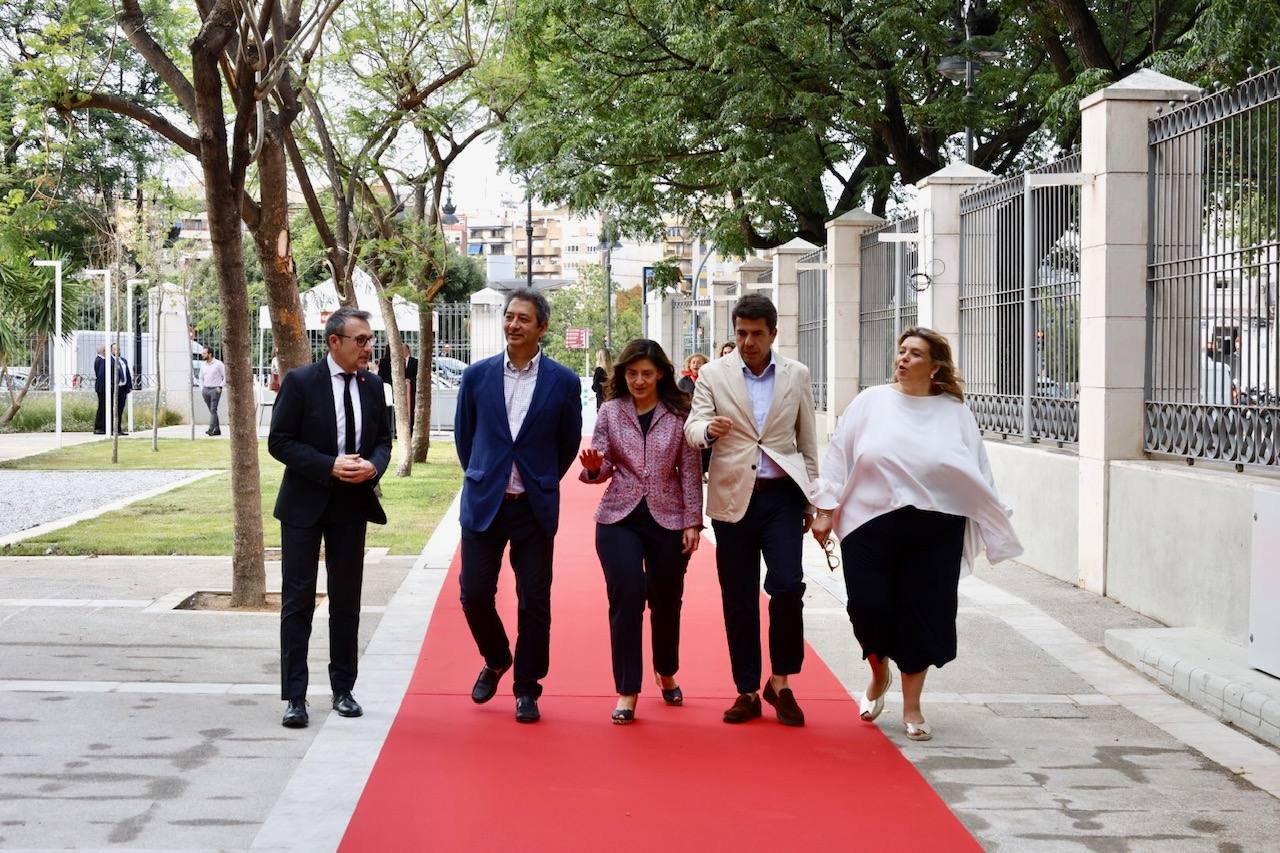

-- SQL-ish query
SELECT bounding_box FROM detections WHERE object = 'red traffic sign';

[565,328,591,350]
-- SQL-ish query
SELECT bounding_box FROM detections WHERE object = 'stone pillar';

[469,287,506,362]
[710,277,736,353]
[771,238,819,360]
[147,282,196,424]
[914,163,994,346]
[824,209,884,435]
[1077,69,1200,594]
[647,290,677,358]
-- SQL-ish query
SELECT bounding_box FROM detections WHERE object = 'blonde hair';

[684,352,708,371]
[898,326,964,402]
[595,348,613,371]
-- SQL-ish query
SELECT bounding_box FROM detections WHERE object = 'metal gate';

[670,296,711,368]
[859,215,919,388]
[1145,68,1280,466]
[958,153,1083,444]
[797,247,827,411]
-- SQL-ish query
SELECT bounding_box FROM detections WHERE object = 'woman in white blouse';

[810,327,1021,741]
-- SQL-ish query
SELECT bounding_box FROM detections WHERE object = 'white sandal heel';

[904,718,933,741]
[858,668,893,722]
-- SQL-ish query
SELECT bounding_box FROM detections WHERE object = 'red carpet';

[340,461,979,852]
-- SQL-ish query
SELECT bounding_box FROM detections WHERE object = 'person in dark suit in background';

[454,287,583,723]
[92,345,107,434]
[376,348,419,438]
[94,343,131,435]
[268,307,393,729]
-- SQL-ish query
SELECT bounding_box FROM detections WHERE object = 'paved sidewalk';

[0,432,105,462]
[1,496,1277,850]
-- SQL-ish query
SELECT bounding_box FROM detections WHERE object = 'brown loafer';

[762,681,806,727]
[722,692,762,723]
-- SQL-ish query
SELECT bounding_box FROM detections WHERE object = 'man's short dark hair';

[732,292,777,332]
[503,288,551,327]
[325,306,373,343]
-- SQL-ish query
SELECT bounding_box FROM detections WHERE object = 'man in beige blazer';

[685,293,819,726]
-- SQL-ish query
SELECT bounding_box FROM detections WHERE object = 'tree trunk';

[0,332,45,426]
[412,309,434,463]
[253,114,311,377]
[192,23,266,609]
[367,268,413,476]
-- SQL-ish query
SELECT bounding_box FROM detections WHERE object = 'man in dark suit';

[92,345,107,434]
[376,349,418,438]
[454,287,583,722]
[93,344,131,435]
[268,307,393,729]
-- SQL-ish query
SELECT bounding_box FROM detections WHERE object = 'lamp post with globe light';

[937,0,1005,164]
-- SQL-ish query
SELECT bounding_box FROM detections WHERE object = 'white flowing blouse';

[810,384,1023,576]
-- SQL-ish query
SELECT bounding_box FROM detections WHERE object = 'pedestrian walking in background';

[685,294,819,727]
[579,339,702,724]
[718,341,736,358]
[377,348,419,439]
[591,348,613,410]
[198,347,226,436]
[809,327,1022,742]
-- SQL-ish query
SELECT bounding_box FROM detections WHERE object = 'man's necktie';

[342,373,357,454]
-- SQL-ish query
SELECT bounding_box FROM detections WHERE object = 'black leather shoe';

[515,695,540,723]
[471,661,511,704]
[763,680,806,727]
[281,698,308,728]
[722,692,762,723]
[332,691,363,718]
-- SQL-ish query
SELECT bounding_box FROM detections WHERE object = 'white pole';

[32,260,63,448]
[127,278,135,433]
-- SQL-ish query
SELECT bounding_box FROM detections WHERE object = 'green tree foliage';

[542,265,642,372]
[503,0,1279,252]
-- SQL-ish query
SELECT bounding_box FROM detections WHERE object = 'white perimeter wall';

[1106,461,1267,645]
[985,441,1080,584]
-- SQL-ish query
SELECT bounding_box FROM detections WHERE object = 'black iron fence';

[1145,68,1280,466]
[796,247,828,411]
[859,215,920,388]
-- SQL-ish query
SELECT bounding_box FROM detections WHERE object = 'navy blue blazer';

[455,351,583,536]
[268,359,393,528]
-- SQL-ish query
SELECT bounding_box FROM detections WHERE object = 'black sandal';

[611,707,635,725]
[655,673,683,706]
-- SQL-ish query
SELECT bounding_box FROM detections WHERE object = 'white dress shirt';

[327,354,363,454]
[199,358,226,389]
[742,352,786,479]
[503,349,541,493]
[810,384,1023,575]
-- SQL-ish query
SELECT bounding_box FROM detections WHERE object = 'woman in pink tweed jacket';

[579,339,703,725]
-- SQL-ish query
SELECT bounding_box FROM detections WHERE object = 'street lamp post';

[599,221,621,351]
[525,188,534,288]
[31,259,63,448]
[937,0,1004,165]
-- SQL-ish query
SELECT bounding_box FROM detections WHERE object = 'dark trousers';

[595,501,689,695]
[710,479,807,694]
[839,506,966,675]
[279,488,368,700]
[202,387,221,432]
[460,496,553,699]
[93,391,106,432]
[114,390,128,432]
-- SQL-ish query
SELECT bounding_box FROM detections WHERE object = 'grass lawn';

[2,438,461,557]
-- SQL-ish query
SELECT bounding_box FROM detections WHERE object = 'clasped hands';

[332,453,376,483]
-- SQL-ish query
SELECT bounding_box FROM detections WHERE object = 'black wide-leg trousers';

[279,488,368,700]
[595,501,690,695]
[710,479,807,695]
[839,506,966,675]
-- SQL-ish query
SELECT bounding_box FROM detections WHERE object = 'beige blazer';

[684,350,819,523]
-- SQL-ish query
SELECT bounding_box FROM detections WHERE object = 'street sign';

[565,328,591,350]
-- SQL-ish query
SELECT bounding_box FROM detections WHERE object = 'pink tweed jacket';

[580,398,704,530]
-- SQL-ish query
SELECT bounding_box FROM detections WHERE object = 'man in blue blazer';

[269,307,392,729]
[455,287,583,722]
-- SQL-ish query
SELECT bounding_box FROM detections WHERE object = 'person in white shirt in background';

[809,326,1022,742]
[198,347,226,436]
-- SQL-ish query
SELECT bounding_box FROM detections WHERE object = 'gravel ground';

[0,469,206,536]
